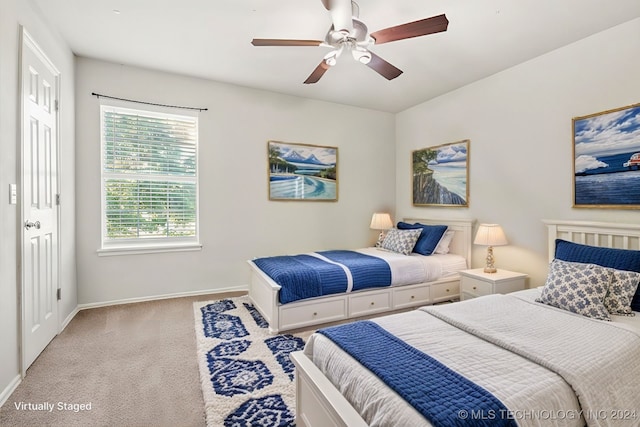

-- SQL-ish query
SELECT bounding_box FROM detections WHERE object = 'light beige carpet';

[0,291,245,427]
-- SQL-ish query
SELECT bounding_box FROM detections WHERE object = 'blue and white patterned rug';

[194,296,313,427]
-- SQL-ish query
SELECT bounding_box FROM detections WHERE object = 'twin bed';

[279,219,640,427]
[247,218,474,333]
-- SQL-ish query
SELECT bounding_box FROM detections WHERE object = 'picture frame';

[412,139,469,207]
[573,102,640,209]
[267,140,338,201]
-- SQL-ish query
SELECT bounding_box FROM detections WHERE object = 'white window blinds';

[101,104,199,248]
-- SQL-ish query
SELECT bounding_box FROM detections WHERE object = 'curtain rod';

[91,92,207,112]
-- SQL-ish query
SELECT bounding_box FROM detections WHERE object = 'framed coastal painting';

[267,140,338,201]
[573,102,640,209]
[412,140,469,207]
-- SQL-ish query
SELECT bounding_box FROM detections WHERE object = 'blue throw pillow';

[397,222,448,255]
[554,239,640,312]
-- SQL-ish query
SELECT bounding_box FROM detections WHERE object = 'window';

[99,102,200,254]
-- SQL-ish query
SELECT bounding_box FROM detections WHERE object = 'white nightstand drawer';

[349,290,392,317]
[394,285,431,309]
[431,281,460,302]
[459,268,528,301]
[280,298,346,329]
[461,277,493,297]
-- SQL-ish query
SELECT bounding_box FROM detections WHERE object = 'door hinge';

[55,100,59,111]
[57,288,61,301]
[56,194,60,205]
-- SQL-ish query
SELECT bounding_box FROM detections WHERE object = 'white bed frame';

[290,219,640,427]
[247,218,474,334]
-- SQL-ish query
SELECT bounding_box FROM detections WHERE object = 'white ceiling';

[33,0,640,113]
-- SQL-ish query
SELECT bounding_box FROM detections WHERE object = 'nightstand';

[459,268,527,301]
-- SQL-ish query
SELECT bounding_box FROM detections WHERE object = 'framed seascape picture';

[573,102,640,209]
[267,140,338,201]
[412,140,469,207]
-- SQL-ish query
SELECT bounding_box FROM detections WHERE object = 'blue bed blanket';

[318,321,517,427]
[253,250,392,304]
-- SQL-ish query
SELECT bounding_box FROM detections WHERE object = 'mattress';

[355,247,467,286]
[304,292,640,427]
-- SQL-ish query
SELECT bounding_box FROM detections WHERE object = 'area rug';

[194,296,314,427]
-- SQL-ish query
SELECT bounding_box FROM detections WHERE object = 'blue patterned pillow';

[536,259,612,321]
[397,222,448,255]
[555,239,640,311]
[380,228,422,256]
[605,269,640,316]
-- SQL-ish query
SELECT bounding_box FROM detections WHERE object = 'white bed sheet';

[355,247,467,286]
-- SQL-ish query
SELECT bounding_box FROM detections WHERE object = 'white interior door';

[20,28,60,372]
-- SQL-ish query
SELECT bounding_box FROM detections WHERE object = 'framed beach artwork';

[412,140,469,207]
[573,102,640,209]
[267,140,338,201]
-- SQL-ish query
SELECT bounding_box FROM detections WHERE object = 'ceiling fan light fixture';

[352,47,371,64]
[324,48,343,66]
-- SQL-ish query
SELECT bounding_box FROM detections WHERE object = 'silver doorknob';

[24,220,41,230]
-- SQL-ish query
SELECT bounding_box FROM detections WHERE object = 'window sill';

[97,242,203,257]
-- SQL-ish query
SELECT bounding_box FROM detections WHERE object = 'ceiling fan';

[251,0,448,84]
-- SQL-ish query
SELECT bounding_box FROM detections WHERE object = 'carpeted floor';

[0,291,246,427]
[194,296,314,426]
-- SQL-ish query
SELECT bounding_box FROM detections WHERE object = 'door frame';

[18,26,62,377]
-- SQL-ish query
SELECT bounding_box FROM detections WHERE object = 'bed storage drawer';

[431,280,460,302]
[348,290,392,317]
[393,284,431,309]
[280,298,347,330]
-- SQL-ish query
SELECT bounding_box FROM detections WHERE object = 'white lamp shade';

[370,213,393,230]
[474,224,508,246]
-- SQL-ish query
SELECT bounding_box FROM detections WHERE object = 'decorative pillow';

[605,269,640,316]
[554,239,640,311]
[536,259,612,321]
[380,228,422,256]
[434,230,455,254]
[396,222,448,255]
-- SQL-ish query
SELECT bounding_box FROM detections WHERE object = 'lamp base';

[484,246,497,274]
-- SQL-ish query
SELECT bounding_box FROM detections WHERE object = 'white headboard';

[543,220,640,262]
[403,218,475,268]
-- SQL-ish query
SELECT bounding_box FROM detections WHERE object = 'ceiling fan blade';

[370,14,449,45]
[366,52,403,80]
[304,61,331,84]
[251,39,324,47]
[320,0,330,10]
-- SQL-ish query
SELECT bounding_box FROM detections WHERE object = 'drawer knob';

[473,286,477,290]
[370,302,375,306]
[446,289,450,292]
[410,295,415,299]
[313,312,317,316]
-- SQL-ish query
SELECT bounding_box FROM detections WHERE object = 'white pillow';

[434,230,455,254]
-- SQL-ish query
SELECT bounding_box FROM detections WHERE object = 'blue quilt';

[253,250,392,304]
[318,321,517,427]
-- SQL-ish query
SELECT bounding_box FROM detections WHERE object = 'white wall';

[396,18,640,287]
[0,0,76,405]
[75,57,395,305]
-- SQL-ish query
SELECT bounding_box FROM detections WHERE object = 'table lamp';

[370,213,393,247]
[474,224,508,273]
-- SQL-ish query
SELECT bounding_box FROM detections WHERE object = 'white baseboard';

[60,306,80,332]
[77,286,248,311]
[0,375,21,409]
